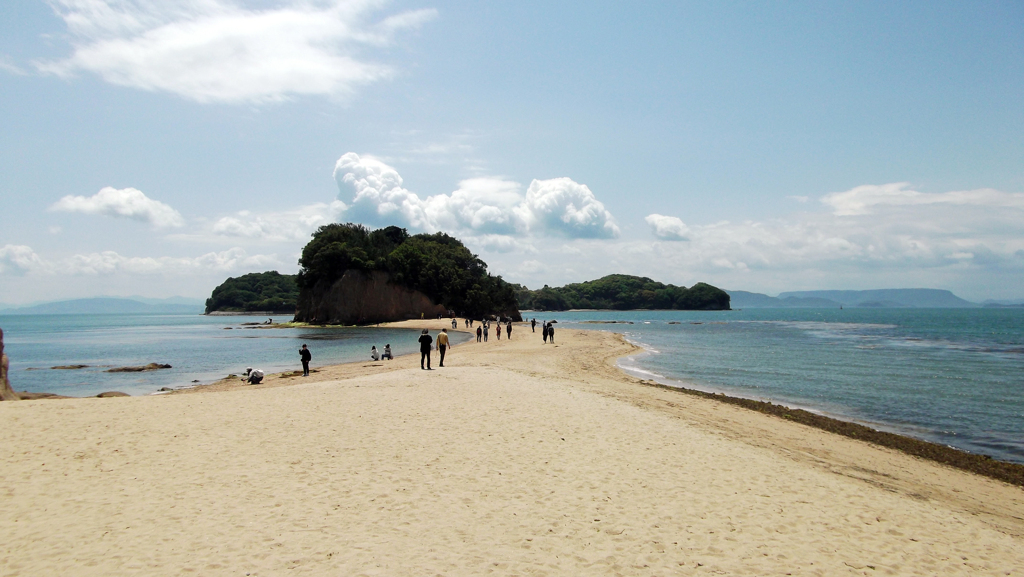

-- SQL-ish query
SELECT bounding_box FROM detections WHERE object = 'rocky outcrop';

[1,328,17,401]
[295,270,448,325]
[105,363,172,373]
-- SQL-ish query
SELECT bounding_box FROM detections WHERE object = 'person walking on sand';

[483,323,489,342]
[506,321,512,340]
[476,326,482,342]
[547,322,555,344]
[531,318,536,332]
[495,322,501,340]
[418,329,433,369]
[542,323,549,344]
[299,344,312,376]
[437,328,450,367]
[452,318,457,330]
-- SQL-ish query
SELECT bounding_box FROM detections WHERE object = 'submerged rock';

[51,364,89,370]
[106,363,172,373]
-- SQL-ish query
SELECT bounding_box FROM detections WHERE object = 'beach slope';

[1,321,1022,575]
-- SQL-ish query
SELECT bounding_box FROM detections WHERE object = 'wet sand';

[1,320,1022,575]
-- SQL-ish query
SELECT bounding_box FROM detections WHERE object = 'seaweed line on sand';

[635,379,1024,488]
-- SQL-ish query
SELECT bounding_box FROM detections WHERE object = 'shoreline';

[3,320,1023,573]
[13,319,1024,485]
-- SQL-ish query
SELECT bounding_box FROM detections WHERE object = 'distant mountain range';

[0,297,205,315]
[728,288,983,309]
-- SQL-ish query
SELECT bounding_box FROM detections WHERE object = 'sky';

[1,0,1023,305]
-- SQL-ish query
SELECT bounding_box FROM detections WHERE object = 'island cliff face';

[294,270,448,325]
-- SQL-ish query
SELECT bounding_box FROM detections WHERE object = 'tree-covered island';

[204,271,299,314]
[204,226,729,320]
[293,223,521,324]
[514,274,730,311]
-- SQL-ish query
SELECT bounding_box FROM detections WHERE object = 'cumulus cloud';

[51,186,185,228]
[333,152,619,239]
[210,200,347,242]
[0,245,46,275]
[37,0,437,104]
[645,214,690,240]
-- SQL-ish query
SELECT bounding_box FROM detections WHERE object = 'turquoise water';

[0,314,470,398]
[537,308,1024,464]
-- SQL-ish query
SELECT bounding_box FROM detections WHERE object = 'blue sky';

[1,0,1022,304]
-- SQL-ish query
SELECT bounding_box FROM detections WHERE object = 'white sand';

[1,320,1022,575]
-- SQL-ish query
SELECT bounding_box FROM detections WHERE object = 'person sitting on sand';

[371,346,380,361]
[383,344,393,360]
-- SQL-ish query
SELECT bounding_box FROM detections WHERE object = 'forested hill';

[514,274,730,311]
[205,271,299,313]
[295,223,520,321]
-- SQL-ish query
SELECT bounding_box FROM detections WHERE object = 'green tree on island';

[205,271,299,313]
[296,223,520,320]
[515,274,730,311]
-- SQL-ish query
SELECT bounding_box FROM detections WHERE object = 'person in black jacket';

[299,344,312,376]
[418,329,433,370]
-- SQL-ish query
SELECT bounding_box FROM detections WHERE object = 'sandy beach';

[2,320,1023,576]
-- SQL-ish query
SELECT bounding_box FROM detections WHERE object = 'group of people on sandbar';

[473,318,513,342]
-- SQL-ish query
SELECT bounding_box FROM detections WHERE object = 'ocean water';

[535,308,1024,464]
[0,314,470,398]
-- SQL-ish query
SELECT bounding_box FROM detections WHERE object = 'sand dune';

[1,320,1022,575]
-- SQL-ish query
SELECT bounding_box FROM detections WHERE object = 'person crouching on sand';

[437,328,450,367]
[418,329,433,370]
[371,346,380,361]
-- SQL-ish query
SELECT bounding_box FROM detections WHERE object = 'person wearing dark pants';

[418,329,433,370]
[299,344,311,376]
[437,328,450,367]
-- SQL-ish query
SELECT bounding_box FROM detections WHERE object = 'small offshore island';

[204,223,731,322]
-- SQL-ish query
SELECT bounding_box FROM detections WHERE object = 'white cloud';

[645,214,689,240]
[0,245,46,275]
[51,186,185,228]
[520,178,619,239]
[0,55,27,75]
[642,183,1024,276]
[37,0,437,104]
[0,245,282,277]
[210,200,347,242]
[821,182,1024,216]
[333,152,619,239]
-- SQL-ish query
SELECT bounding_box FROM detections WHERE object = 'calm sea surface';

[0,314,469,398]
[534,308,1024,464]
